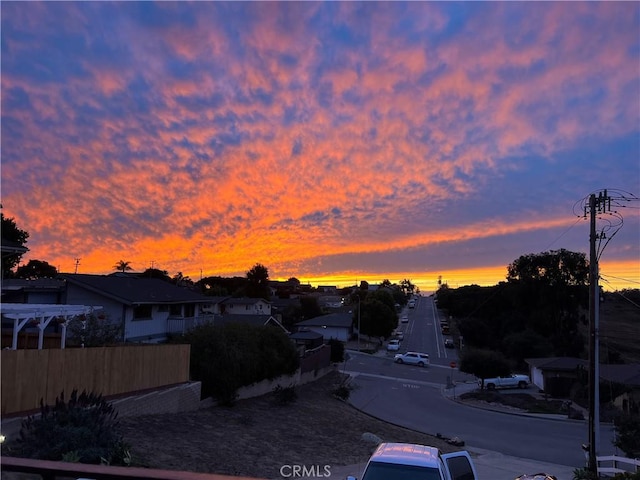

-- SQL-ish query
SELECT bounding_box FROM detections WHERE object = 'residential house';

[220,297,271,316]
[1,237,28,281]
[216,313,288,333]
[600,363,640,415]
[61,273,213,343]
[200,296,230,315]
[318,295,343,310]
[295,313,353,342]
[526,357,588,397]
[317,286,337,294]
[2,278,66,305]
[526,357,640,413]
[289,328,324,356]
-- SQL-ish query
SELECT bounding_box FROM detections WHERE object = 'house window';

[133,305,152,320]
[170,304,182,316]
[158,305,169,312]
[184,304,195,318]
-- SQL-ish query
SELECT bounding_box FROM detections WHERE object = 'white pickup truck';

[347,442,478,480]
[480,373,530,390]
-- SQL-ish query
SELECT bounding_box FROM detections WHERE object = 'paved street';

[336,295,616,479]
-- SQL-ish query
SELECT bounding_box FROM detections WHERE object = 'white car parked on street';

[394,351,430,367]
[480,373,530,390]
[387,339,401,351]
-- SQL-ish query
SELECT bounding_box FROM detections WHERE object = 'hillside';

[598,291,640,364]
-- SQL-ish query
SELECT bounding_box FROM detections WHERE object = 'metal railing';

[597,455,640,477]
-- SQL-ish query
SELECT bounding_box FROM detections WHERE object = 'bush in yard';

[612,473,640,480]
[176,323,300,405]
[332,375,354,401]
[613,413,640,458]
[273,384,297,406]
[2,390,130,465]
[66,313,123,347]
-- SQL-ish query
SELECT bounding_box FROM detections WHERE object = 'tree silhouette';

[1,212,29,277]
[113,260,133,273]
[246,263,270,299]
[16,259,58,279]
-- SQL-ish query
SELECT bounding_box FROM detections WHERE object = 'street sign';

[450,361,457,369]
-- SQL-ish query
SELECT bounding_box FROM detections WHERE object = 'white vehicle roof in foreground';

[369,442,440,468]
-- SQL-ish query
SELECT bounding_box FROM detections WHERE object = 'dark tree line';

[438,249,591,367]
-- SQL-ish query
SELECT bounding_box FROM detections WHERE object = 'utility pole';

[586,190,609,474]
[587,193,599,474]
[578,189,637,475]
[74,258,81,274]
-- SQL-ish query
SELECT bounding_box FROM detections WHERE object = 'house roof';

[296,313,352,328]
[271,298,301,309]
[221,296,271,305]
[600,364,640,387]
[1,237,29,255]
[526,357,640,387]
[525,357,588,371]
[2,278,65,291]
[290,329,323,340]
[60,274,209,305]
[216,314,288,332]
[202,296,230,304]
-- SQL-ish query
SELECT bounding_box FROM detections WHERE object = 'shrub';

[273,384,297,406]
[66,313,123,347]
[3,390,130,465]
[332,376,354,401]
[176,323,300,404]
[613,413,640,458]
[613,473,640,480]
[572,468,598,480]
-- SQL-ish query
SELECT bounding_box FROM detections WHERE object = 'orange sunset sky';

[1,2,638,293]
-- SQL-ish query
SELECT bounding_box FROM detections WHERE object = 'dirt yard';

[118,370,456,478]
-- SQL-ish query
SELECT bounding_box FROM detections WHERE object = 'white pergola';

[2,304,102,350]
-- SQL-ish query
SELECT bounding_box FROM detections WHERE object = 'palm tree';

[113,260,133,273]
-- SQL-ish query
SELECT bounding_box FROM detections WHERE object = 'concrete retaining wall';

[236,365,335,400]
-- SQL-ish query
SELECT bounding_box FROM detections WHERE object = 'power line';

[599,278,640,309]
[599,273,640,287]
[543,217,583,251]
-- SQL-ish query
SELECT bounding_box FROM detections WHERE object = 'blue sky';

[1,2,638,291]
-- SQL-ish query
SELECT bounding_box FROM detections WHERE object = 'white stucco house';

[61,273,213,343]
[295,313,353,342]
[220,297,271,316]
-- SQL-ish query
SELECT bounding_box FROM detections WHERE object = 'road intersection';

[337,295,616,479]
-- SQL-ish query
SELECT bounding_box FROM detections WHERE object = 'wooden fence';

[1,344,191,416]
[1,330,65,349]
[299,344,331,373]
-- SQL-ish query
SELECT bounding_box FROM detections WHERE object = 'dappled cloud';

[2,2,638,290]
